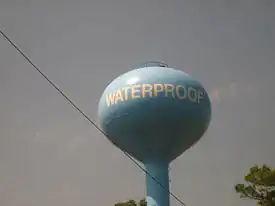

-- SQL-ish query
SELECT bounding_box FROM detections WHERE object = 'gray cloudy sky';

[0,0,274,206]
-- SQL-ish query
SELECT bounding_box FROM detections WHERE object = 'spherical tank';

[98,62,211,163]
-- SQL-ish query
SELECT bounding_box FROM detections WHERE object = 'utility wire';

[0,29,186,206]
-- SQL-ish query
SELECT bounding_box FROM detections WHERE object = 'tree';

[235,165,275,206]
[114,199,146,206]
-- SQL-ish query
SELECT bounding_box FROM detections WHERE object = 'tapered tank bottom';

[145,161,170,206]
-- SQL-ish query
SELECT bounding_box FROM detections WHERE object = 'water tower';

[98,62,211,206]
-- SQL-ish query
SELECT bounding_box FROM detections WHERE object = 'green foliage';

[114,199,146,206]
[235,165,275,206]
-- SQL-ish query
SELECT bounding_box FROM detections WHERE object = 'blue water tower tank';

[98,62,211,206]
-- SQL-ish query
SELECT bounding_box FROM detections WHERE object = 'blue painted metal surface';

[98,63,211,206]
[98,64,211,162]
[145,161,169,206]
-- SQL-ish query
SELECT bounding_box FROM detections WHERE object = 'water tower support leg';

[145,161,170,206]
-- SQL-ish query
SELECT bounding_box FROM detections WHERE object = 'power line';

[0,29,186,206]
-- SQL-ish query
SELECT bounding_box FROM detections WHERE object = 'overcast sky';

[0,0,274,206]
